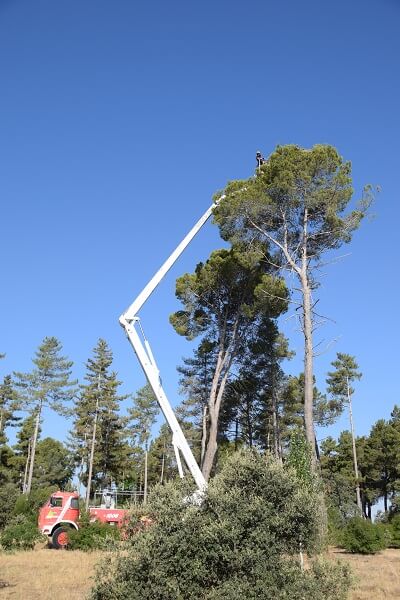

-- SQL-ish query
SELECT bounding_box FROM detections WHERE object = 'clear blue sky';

[1,0,399,447]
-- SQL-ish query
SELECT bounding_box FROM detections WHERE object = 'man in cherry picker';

[256,150,265,169]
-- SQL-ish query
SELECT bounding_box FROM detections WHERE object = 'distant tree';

[320,434,362,523]
[170,247,288,480]
[13,337,77,494]
[11,413,40,491]
[147,423,176,486]
[363,419,400,513]
[214,144,372,467]
[176,339,217,467]
[33,437,73,489]
[69,339,128,507]
[326,353,362,511]
[0,375,20,445]
[127,384,159,503]
[0,375,20,481]
[218,319,293,458]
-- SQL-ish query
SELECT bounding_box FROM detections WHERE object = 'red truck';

[38,490,129,548]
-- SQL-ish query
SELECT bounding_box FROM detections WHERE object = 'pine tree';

[170,247,288,480]
[0,375,20,445]
[214,144,373,467]
[127,383,159,503]
[363,420,400,513]
[11,414,40,490]
[176,339,217,467]
[69,339,128,506]
[147,423,177,485]
[320,434,360,523]
[33,437,73,489]
[0,375,20,482]
[13,337,77,494]
[327,353,362,511]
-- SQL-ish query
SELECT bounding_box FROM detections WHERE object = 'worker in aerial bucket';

[256,150,265,169]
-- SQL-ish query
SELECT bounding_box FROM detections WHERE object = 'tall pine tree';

[14,337,77,494]
[127,383,159,503]
[70,339,128,503]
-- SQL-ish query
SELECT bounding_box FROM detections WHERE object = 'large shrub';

[341,517,386,554]
[13,486,57,522]
[0,515,45,551]
[0,483,19,530]
[388,514,400,548]
[68,511,120,552]
[91,450,351,600]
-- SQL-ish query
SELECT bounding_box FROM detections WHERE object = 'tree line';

[2,144,395,523]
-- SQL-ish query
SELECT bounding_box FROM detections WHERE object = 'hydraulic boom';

[119,198,223,491]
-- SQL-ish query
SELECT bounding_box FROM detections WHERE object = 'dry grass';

[0,546,399,599]
[0,546,103,599]
[329,548,400,600]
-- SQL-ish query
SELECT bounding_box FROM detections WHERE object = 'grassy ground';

[0,547,102,599]
[330,548,400,600]
[0,547,399,599]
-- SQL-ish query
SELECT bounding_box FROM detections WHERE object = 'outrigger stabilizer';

[119,197,224,492]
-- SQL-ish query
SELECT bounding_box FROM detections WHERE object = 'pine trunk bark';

[301,276,317,467]
[271,367,281,460]
[202,410,218,481]
[143,448,148,504]
[200,405,208,469]
[23,437,31,493]
[347,377,362,512]
[85,396,99,510]
[25,401,42,494]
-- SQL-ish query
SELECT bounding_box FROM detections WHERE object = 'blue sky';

[1,0,399,448]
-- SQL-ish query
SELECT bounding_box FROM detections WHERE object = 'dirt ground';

[0,547,399,599]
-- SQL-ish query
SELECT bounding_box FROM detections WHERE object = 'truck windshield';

[50,497,62,507]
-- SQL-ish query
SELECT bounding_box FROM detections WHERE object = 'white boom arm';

[119,199,223,491]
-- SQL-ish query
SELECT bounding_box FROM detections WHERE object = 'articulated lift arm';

[119,198,223,492]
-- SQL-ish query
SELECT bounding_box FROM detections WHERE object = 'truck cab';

[38,491,80,548]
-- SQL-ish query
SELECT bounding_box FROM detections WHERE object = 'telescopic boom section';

[119,198,223,492]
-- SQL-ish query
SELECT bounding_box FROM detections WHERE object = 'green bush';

[0,483,20,530]
[388,514,400,548]
[91,450,352,600]
[68,512,120,552]
[13,486,57,522]
[0,515,45,551]
[341,517,386,554]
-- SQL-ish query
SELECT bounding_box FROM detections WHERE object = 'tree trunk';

[201,347,231,481]
[234,417,239,451]
[143,447,148,504]
[246,399,253,448]
[85,396,99,510]
[25,401,42,494]
[202,408,218,481]
[347,377,362,513]
[200,405,208,468]
[22,437,31,493]
[160,451,165,484]
[271,368,281,460]
[301,277,317,467]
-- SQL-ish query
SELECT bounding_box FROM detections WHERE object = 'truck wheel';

[52,526,71,549]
